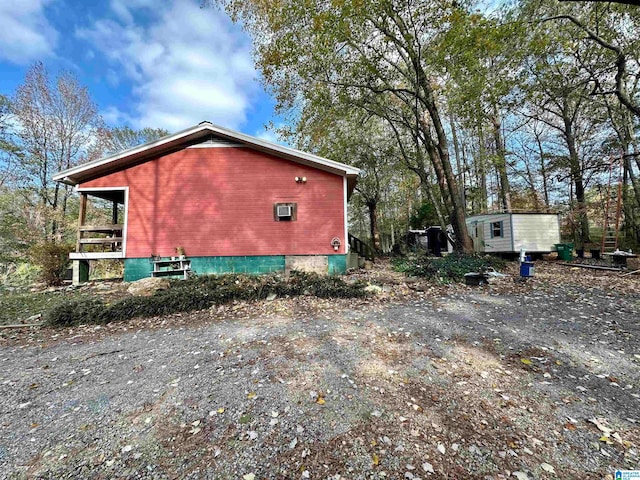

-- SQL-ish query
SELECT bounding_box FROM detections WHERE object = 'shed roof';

[53,121,360,192]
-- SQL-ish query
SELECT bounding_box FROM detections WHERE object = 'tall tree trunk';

[418,131,452,213]
[420,98,472,253]
[421,182,446,229]
[385,8,472,253]
[563,113,591,244]
[461,138,472,213]
[625,125,640,240]
[534,130,550,211]
[477,122,488,212]
[449,111,466,212]
[622,155,638,242]
[524,161,542,211]
[490,107,512,213]
[366,200,381,253]
[50,182,61,239]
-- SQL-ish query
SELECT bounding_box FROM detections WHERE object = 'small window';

[274,202,297,221]
[490,221,503,238]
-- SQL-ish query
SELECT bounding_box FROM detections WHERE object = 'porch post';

[112,200,118,225]
[72,260,90,285]
[77,193,87,253]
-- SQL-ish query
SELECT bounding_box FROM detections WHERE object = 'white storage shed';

[466,213,560,255]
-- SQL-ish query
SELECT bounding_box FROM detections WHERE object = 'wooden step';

[79,224,123,233]
[79,237,123,244]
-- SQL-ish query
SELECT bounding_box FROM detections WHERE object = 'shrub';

[29,242,74,286]
[46,271,368,327]
[394,253,506,283]
[45,299,109,327]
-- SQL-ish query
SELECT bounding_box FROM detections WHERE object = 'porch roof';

[81,189,125,203]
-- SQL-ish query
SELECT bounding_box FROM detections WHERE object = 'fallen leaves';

[540,463,556,474]
[599,435,614,445]
[587,418,633,449]
[588,417,613,434]
[189,420,201,435]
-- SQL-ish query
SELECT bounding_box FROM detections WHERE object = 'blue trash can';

[520,262,534,277]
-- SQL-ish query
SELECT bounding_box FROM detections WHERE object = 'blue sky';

[0,0,280,140]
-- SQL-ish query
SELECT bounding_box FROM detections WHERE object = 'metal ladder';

[601,155,623,253]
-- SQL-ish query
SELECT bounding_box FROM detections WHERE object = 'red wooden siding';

[80,147,346,258]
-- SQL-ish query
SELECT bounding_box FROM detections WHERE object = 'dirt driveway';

[1,263,639,479]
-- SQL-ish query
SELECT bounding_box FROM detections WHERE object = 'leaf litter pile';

[0,261,639,479]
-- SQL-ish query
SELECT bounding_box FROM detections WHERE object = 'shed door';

[473,221,484,253]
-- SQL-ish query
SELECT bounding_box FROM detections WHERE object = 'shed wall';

[512,214,560,252]
[466,214,512,253]
[80,147,346,258]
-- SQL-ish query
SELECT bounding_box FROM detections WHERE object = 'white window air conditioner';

[276,205,293,218]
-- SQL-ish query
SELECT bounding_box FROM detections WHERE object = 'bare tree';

[11,63,104,239]
[105,126,170,154]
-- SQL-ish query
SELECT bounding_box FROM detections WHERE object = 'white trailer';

[466,213,560,255]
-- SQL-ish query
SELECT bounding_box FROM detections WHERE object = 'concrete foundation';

[285,255,328,275]
[347,252,360,270]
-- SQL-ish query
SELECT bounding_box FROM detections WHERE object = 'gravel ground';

[0,262,639,479]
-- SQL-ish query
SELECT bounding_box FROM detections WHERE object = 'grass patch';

[0,289,93,326]
[45,271,368,327]
[393,253,506,283]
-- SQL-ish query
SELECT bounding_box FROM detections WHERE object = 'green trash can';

[555,243,574,261]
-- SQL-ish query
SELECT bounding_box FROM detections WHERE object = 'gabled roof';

[53,121,360,190]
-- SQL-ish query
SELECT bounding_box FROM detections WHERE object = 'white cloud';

[101,105,133,126]
[0,0,58,64]
[78,0,258,131]
[254,124,289,147]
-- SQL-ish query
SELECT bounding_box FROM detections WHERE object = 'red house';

[53,122,360,283]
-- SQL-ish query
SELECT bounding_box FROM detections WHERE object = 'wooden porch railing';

[75,191,124,254]
[77,225,123,253]
[348,233,374,261]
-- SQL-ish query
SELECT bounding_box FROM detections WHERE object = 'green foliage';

[0,262,40,287]
[28,242,74,286]
[44,298,108,327]
[45,271,368,327]
[409,201,439,229]
[394,253,506,283]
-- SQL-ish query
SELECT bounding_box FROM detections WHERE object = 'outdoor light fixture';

[295,176,307,183]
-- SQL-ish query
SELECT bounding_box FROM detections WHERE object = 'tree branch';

[542,14,640,118]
